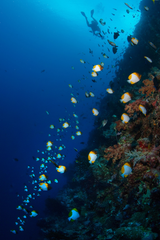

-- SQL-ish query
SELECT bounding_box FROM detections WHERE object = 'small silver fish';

[102,119,108,127]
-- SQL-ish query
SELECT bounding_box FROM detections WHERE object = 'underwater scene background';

[0,0,160,239]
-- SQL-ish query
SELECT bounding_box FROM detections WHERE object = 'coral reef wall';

[37,1,160,239]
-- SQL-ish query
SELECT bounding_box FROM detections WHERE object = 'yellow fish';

[139,105,147,116]
[56,165,67,173]
[121,163,132,177]
[121,113,130,123]
[92,108,99,116]
[88,151,97,164]
[39,183,51,191]
[68,208,80,221]
[39,174,48,181]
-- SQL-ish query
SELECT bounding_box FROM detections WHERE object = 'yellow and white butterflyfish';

[92,64,103,72]
[46,141,53,147]
[30,210,38,217]
[131,37,139,45]
[29,174,35,178]
[39,182,51,191]
[39,174,48,181]
[62,122,70,128]
[106,88,114,94]
[58,146,63,151]
[50,125,55,129]
[75,125,79,130]
[23,208,29,214]
[68,84,73,88]
[57,128,61,132]
[92,108,99,116]
[56,165,67,173]
[16,205,23,210]
[139,105,147,116]
[144,56,152,63]
[121,163,132,177]
[24,185,28,192]
[120,92,131,103]
[80,59,85,64]
[68,208,80,221]
[121,113,130,123]
[91,71,98,77]
[88,151,97,164]
[76,131,82,136]
[71,135,75,140]
[57,153,62,159]
[40,163,45,169]
[54,179,58,183]
[59,118,64,122]
[127,72,141,84]
[73,113,78,118]
[19,226,24,231]
[89,92,95,97]
[10,230,17,234]
[71,97,78,104]
[47,146,52,151]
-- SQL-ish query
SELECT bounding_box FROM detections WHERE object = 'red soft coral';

[139,79,155,97]
[104,144,126,163]
[115,120,127,131]
[124,99,147,117]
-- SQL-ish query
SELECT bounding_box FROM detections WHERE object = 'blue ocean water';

[0,0,144,239]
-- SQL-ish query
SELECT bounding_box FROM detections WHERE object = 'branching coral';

[125,144,160,167]
[151,89,160,109]
[115,120,127,132]
[104,144,126,163]
[139,79,155,97]
[127,163,148,186]
[125,149,146,166]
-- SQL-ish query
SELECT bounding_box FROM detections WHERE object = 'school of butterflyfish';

[11,1,156,234]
